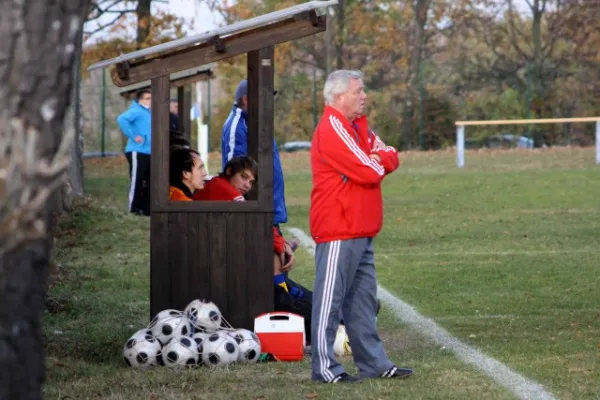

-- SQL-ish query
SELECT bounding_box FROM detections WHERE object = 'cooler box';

[254,312,305,361]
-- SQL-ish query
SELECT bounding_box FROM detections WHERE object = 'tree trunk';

[532,0,544,95]
[0,1,90,399]
[528,0,546,145]
[335,0,346,69]
[401,0,430,149]
[136,0,152,49]
[56,30,85,212]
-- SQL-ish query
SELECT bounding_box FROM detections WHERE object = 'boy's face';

[184,154,207,191]
[229,168,255,195]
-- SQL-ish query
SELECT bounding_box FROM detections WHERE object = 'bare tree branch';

[84,12,127,36]
[86,0,124,21]
[507,0,532,59]
[84,0,136,37]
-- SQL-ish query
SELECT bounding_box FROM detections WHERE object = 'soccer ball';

[123,329,161,368]
[161,336,198,367]
[201,331,239,366]
[333,325,352,357]
[192,331,211,354]
[186,301,222,332]
[149,309,192,345]
[228,329,261,363]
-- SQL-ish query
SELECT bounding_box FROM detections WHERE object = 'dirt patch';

[378,326,431,353]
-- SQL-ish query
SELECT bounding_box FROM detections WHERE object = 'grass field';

[45,147,600,399]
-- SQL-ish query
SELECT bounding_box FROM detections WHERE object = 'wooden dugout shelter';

[118,66,215,142]
[88,0,336,329]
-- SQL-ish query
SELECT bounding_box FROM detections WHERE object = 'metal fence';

[82,68,129,156]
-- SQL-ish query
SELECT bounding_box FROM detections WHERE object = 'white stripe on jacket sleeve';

[227,108,243,161]
[328,115,385,176]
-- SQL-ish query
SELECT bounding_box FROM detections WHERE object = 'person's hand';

[134,135,143,143]
[373,136,386,151]
[280,243,295,272]
[369,153,382,163]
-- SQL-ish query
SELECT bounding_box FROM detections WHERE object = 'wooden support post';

[150,74,171,319]
[243,46,274,326]
[177,86,191,141]
[247,47,274,202]
[151,75,171,209]
[177,86,185,127]
[183,88,192,143]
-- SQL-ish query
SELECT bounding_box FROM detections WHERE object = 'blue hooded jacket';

[117,100,152,154]
[221,105,288,225]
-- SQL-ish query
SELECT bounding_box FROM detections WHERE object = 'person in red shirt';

[169,148,207,201]
[193,156,294,291]
[309,70,413,383]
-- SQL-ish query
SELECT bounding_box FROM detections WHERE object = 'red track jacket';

[309,106,399,243]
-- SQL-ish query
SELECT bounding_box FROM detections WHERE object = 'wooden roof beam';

[110,11,326,87]
[118,70,214,98]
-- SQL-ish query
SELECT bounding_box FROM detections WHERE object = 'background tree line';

[199,0,599,150]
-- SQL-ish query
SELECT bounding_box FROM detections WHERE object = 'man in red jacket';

[310,70,413,383]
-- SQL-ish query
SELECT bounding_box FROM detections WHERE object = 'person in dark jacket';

[221,80,312,299]
[221,80,287,226]
[169,99,190,150]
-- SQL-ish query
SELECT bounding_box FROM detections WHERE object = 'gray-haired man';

[309,70,413,383]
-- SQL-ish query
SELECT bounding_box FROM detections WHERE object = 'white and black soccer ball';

[187,301,222,333]
[123,328,161,368]
[192,332,211,355]
[201,331,239,366]
[228,329,261,364]
[149,309,192,345]
[160,336,198,367]
[184,300,204,326]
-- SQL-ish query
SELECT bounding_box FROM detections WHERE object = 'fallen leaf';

[306,394,318,399]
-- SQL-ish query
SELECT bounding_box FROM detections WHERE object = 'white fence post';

[596,121,600,165]
[457,125,465,168]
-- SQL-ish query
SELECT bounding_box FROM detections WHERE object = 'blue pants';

[311,238,393,381]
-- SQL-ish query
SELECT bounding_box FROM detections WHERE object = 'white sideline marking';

[287,227,557,400]
[377,249,597,257]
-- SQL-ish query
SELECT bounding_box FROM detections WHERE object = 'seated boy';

[169,148,207,201]
[193,156,299,293]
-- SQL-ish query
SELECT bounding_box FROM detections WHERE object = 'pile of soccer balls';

[123,299,261,368]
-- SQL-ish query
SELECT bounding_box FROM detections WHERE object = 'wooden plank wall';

[151,212,273,330]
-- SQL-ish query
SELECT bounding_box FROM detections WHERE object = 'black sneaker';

[329,372,360,383]
[380,365,413,379]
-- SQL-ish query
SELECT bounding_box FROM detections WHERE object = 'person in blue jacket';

[117,89,152,216]
[221,80,311,301]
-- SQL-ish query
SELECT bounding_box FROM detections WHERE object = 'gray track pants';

[311,238,393,381]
